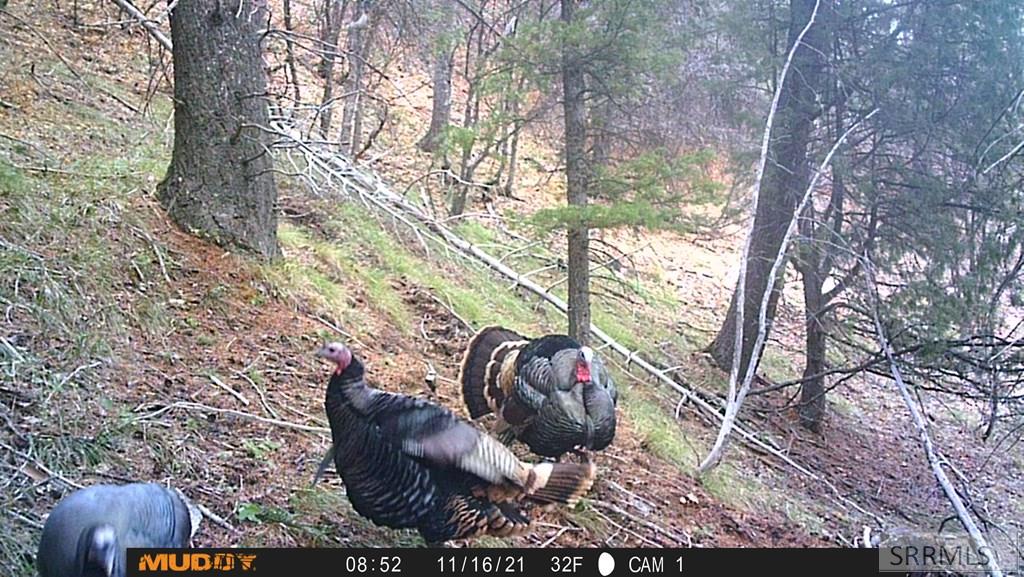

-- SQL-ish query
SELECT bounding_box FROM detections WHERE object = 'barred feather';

[323,348,597,544]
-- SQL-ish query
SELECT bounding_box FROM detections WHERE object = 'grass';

[0,70,185,573]
[269,204,561,337]
[619,386,702,474]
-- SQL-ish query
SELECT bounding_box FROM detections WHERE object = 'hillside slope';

[3,4,1021,576]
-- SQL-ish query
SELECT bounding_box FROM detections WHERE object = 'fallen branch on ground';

[866,261,1004,577]
[134,401,329,434]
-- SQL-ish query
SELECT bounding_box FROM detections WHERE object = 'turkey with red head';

[316,342,596,544]
[458,326,618,459]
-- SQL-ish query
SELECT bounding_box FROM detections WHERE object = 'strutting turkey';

[458,326,618,459]
[316,342,597,544]
[36,483,202,577]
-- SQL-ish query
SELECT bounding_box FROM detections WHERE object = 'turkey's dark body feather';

[324,357,580,543]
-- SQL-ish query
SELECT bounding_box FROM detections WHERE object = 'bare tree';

[699,0,824,472]
[317,0,350,137]
[158,0,280,259]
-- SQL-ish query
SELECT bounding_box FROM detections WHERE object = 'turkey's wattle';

[575,349,593,382]
[458,326,619,459]
[316,342,597,544]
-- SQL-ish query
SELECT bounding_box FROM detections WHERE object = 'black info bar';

[127,547,887,576]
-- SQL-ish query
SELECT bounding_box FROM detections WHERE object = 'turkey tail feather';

[525,461,596,505]
[459,326,528,418]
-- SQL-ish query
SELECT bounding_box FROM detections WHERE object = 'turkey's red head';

[576,346,594,383]
[317,342,353,375]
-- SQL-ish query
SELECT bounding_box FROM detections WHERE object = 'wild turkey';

[458,326,618,458]
[316,342,597,544]
[36,483,201,577]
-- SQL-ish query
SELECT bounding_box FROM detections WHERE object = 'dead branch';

[208,374,250,406]
[134,401,329,434]
[107,0,173,51]
[591,499,692,547]
[866,262,1004,577]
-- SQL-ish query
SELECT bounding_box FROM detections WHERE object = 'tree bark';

[418,2,456,152]
[707,0,827,378]
[561,0,590,344]
[158,0,280,259]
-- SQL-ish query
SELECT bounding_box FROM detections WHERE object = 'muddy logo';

[138,553,257,572]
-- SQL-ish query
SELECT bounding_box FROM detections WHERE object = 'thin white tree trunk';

[698,0,822,473]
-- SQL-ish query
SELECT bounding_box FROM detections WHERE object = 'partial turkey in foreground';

[316,342,597,544]
[459,326,618,458]
[36,483,201,577]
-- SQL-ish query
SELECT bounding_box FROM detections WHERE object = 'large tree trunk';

[561,0,590,344]
[707,0,827,377]
[418,2,456,152]
[159,0,280,260]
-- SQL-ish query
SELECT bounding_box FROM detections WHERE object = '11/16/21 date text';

[435,552,683,575]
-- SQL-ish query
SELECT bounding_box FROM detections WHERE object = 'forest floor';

[1,3,1022,576]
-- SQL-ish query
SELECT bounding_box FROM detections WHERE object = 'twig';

[309,314,369,349]
[135,401,328,434]
[539,525,576,547]
[0,9,86,85]
[589,506,662,547]
[423,290,473,331]
[232,369,278,419]
[591,499,691,546]
[129,226,172,283]
[209,374,250,406]
[195,503,235,532]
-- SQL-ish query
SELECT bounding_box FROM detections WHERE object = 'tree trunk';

[159,0,280,260]
[707,0,827,378]
[282,0,301,115]
[418,2,455,152]
[317,0,349,138]
[561,0,590,345]
[797,215,827,430]
[339,0,373,156]
[449,20,485,217]
[503,122,520,197]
